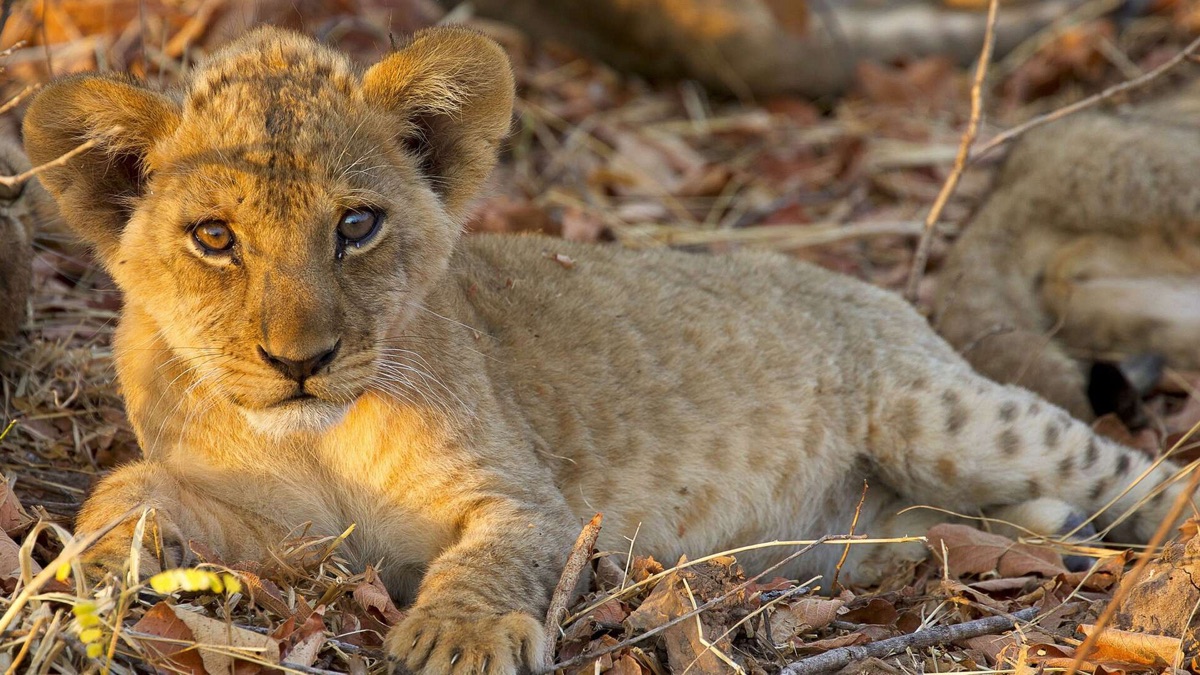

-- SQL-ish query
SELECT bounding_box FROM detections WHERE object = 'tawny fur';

[934,83,1200,420]
[24,27,1195,675]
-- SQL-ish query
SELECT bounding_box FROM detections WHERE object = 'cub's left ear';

[362,27,514,219]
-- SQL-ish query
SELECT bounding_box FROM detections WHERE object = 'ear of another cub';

[362,26,515,220]
[23,73,180,267]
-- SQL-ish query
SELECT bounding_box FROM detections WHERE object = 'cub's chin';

[240,396,351,437]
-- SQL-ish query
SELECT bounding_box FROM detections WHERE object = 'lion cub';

[25,27,1192,674]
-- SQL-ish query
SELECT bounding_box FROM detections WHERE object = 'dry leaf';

[130,602,207,675]
[764,597,844,648]
[0,531,24,594]
[608,653,647,675]
[928,524,1067,578]
[625,561,737,674]
[280,610,327,668]
[0,475,30,536]
[171,605,281,674]
[1078,625,1182,668]
[352,565,405,626]
[839,597,898,625]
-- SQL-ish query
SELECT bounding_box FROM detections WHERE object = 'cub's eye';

[336,208,381,246]
[192,220,235,254]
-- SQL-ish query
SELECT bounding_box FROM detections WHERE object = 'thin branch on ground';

[831,481,869,593]
[973,33,1200,160]
[545,534,855,673]
[905,0,999,302]
[781,606,1039,675]
[543,513,603,665]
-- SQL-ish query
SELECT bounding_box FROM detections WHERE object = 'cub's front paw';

[79,510,189,581]
[386,607,547,675]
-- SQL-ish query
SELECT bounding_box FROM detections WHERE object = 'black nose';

[257,342,339,383]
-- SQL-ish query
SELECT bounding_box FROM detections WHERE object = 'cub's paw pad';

[386,607,547,675]
[1057,511,1098,541]
[1058,511,1099,573]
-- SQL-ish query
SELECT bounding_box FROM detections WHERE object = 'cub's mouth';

[275,391,319,406]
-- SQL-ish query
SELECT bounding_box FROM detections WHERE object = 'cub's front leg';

[76,460,283,577]
[385,483,578,675]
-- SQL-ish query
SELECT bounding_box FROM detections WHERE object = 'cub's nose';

[257,341,340,383]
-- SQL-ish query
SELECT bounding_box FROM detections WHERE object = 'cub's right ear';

[23,74,180,264]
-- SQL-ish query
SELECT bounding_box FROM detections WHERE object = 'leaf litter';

[4,1,1200,673]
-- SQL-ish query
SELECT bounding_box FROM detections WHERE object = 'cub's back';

[445,235,955,554]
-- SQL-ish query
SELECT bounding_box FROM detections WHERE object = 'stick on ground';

[543,512,604,665]
[905,0,999,303]
[780,606,1038,675]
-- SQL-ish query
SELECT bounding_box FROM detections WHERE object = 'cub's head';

[23,27,513,432]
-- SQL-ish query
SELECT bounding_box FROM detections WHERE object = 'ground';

[3,1,1200,673]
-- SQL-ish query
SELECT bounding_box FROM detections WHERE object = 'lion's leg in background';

[1042,235,1200,371]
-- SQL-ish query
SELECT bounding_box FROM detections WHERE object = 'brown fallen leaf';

[927,524,1067,578]
[839,597,898,625]
[237,569,292,617]
[763,597,844,648]
[352,565,405,627]
[608,652,648,675]
[625,559,740,673]
[130,602,207,675]
[0,475,30,536]
[279,609,327,668]
[170,605,281,674]
[1078,625,1182,668]
[1,530,26,594]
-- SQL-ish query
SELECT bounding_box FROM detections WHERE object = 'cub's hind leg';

[862,358,1192,563]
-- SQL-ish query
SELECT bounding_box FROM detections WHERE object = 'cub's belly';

[552,426,869,577]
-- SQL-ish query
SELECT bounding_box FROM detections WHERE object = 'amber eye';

[336,208,381,247]
[192,220,234,254]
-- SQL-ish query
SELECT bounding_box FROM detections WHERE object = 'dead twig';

[543,513,603,666]
[831,481,868,593]
[545,534,859,673]
[0,83,39,117]
[0,137,100,189]
[974,33,1200,161]
[780,606,1038,675]
[905,0,999,302]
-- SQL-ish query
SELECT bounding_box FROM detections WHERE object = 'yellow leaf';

[86,642,104,658]
[79,627,103,643]
[55,563,71,582]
